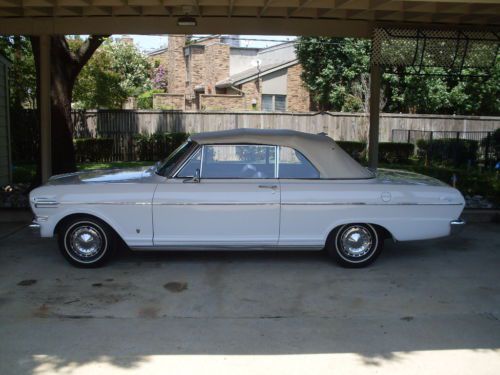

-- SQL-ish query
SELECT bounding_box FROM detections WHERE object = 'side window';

[279,147,319,179]
[201,145,276,179]
[177,148,201,178]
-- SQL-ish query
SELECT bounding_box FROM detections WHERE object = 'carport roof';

[0,1,499,35]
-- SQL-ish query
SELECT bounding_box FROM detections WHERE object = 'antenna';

[251,59,262,69]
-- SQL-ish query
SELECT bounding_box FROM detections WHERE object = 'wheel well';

[54,213,117,237]
[326,223,393,247]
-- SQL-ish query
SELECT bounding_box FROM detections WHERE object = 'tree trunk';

[50,37,77,174]
[30,35,107,180]
[51,91,76,174]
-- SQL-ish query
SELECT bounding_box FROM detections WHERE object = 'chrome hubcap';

[70,226,102,258]
[340,226,372,257]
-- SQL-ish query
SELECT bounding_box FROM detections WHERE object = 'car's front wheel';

[328,223,382,268]
[58,216,115,268]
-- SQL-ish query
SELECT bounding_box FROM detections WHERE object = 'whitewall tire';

[58,216,115,268]
[328,223,383,268]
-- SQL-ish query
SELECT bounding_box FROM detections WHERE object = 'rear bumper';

[450,218,466,235]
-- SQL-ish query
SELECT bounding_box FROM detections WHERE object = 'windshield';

[156,141,198,177]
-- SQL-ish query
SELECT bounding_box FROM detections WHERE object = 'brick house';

[149,35,310,112]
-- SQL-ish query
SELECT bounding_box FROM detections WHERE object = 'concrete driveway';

[0,223,499,375]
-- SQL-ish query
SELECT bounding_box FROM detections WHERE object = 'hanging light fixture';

[177,16,197,26]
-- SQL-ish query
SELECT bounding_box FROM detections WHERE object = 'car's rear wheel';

[328,223,382,268]
[58,216,115,268]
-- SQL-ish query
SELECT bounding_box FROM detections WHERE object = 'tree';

[0,36,36,109]
[295,37,370,111]
[73,39,152,109]
[296,36,500,116]
[73,46,128,109]
[103,41,152,97]
[30,35,108,175]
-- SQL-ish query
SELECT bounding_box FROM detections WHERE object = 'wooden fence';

[11,109,500,162]
[76,110,500,142]
[69,110,499,160]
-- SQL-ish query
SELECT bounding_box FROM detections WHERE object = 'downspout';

[229,85,245,96]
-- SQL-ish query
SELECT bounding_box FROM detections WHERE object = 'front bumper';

[450,218,466,235]
[29,215,49,236]
[29,220,41,234]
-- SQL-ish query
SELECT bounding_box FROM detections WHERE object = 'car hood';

[374,168,448,187]
[47,166,157,185]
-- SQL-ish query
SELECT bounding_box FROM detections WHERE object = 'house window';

[262,94,286,112]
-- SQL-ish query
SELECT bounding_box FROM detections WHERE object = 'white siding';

[229,48,259,76]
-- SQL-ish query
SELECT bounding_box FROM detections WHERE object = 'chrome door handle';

[258,185,278,189]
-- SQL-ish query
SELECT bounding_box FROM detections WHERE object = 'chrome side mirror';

[183,168,200,183]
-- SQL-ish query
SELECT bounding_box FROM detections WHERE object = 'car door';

[153,144,280,247]
[277,146,328,248]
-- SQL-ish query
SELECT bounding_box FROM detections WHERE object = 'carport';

[1,3,500,374]
[0,0,499,181]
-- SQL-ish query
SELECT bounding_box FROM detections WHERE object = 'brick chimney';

[204,43,230,94]
[167,35,187,94]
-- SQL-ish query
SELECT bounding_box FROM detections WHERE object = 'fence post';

[485,132,491,169]
[407,130,411,144]
[428,131,433,166]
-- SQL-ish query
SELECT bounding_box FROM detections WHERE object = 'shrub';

[134,132,189,161]
[336,141,366,161]
[417,138,478,166]
[137,89,164,109]
[379,143,415,164]
[74,138,114,163]
[481,128,500,165]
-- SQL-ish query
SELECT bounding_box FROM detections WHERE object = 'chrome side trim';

[282,202,464,206]
[55,201,463,207]
[59,201,152,206]
[155,202,279,206]
[33,200,59,208]
[131,244,324,251]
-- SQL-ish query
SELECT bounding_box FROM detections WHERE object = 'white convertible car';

[30,129,465,268]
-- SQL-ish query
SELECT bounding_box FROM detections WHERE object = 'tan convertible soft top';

[190,129,373,179]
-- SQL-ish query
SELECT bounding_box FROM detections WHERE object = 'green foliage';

[9,109,38,163]
[134,132,189,161]
[12,164,36,184]
[73,49,128,109]
[378,142,415,164]
[341,95,364,112]
[336,141,366,161]
[0,36,36,109]
[296,37,500,115]
[295,37,370,111]
[73,39,153,109]
[137,89,163,109]
[416,138,479,166]
[481,128,500,162]
[102,41,153,97]
[74,138,114,163]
